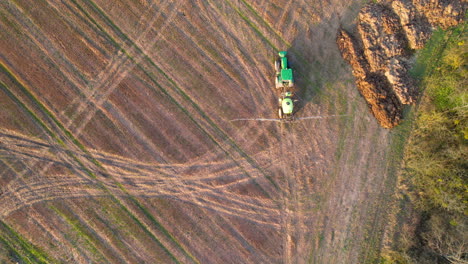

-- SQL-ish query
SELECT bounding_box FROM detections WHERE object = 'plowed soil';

[0,0,403,263]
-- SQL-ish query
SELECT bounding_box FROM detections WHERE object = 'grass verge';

[0,220,57,264]
[381,22,467,264]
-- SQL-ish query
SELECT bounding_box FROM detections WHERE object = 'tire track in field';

[153,29,273,152]
[0,120,278,262]
[60,0,179,136]
[276,124,294,264]
[280,117,341,263]
[6,0,286,260]
[205,1,299,262]
[0,1,90,93]
[277,0,294,31]
[0,64,194,264]
[0,128,278,202]
[3,2,197,261]
[0,142,110,262]
[5,0,282,243]
[0,75,127,263]
[0,134,279,227]
[73,0,282,219]
[287,123,314,264]
[3,145,274,234]
[212,2,346,262]
[285,121,329,262]
[0,129,280,226]
[0,134,278,262]
[65,0,281,201]
[179,2,272,104]
[173,3,279,140]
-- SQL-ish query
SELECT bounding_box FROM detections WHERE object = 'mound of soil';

[358,4,408,73]
[391,0,432,50]
[337,0,467,128]
[337,29,402,128]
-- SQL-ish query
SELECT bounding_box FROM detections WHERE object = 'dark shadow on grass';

[284,2,363,115]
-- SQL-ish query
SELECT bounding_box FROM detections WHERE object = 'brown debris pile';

[337,30,403,128]
[337,0,467,128]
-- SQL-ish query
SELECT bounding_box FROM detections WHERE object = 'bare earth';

[0,0,402,263]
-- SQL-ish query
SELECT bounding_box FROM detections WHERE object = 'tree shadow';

[284,2,364,114]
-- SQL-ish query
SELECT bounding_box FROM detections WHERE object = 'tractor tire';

[275,60,280,74]
[278,107,283,119]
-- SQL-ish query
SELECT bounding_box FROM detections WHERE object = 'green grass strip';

[0,235,30,264]
[0,220,57,264]
[50,206,115,263]
[50,207,105,260]
[222,0,278,50]
[102,195,182,264]
[0,80,63,146]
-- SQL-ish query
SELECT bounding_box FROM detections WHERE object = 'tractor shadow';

[286,2,362,115]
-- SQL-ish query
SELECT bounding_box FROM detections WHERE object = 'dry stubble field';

[0,0,406,263]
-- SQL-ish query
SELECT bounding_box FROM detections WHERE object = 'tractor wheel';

[278,107,283,119]
[275,60,280,74]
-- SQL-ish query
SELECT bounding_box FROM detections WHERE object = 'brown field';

[0,0,406,263]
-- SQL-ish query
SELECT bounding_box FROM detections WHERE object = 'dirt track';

[0,0,402,263]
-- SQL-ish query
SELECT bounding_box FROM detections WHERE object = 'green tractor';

[230,51,346,123]
[275,51,296,120]
[275,51,294,89]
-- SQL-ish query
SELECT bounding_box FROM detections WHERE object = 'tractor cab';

[275,51,294,88]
